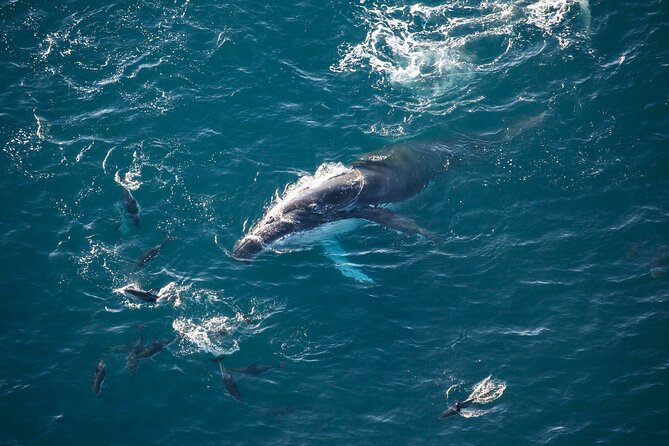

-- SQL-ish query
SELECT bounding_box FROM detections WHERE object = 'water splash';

[527,0,591,49]
[332,0,591,114]
[113,150,145,191]
[468,375,506,404]
[445,375,506,418]
[280,162,354,207]
[172,314,244,357]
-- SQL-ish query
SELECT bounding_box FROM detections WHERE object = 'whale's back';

[353,141,451,204]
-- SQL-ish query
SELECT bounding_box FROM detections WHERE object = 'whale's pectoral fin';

[321,238,374,284]
[354,208,437,240]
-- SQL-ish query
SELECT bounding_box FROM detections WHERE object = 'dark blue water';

[1,0,668,444]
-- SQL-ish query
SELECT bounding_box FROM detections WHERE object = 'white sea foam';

[75,141,93,163]
[332,0,591,111]
[33,110,44,140]
[527,0,590,49]
[280,162,354,208]
[444,375,506,418]
[468,375,506,404]
[113,149,146,190]
[172,314,244,356]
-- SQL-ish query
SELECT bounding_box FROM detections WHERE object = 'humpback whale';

[232,141,451,264]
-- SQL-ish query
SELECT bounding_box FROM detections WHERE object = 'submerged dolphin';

[135,235,174,269]
[232,141,451,261]
[212,358,243,402]
[232,363,285,375]
[136,336,176,360]
[91,359,106,397]
[126,332,145,376]
[122,187,140,227]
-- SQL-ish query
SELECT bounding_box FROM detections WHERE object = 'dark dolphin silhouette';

[135,235,174,269]
[232,363,285,375]
[126,332,144,375]
[212,358,242,402]
[122,286,161,302]
[91,359,106,397]
[122,187,140,227]
[136,336,176,360]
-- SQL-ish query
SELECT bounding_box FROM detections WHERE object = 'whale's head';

[231,236,264,260]
[232,210,309,261]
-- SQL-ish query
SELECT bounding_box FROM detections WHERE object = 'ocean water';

[1,0,668,444]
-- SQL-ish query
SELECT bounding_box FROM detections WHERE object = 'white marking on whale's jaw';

[270,218,364,254]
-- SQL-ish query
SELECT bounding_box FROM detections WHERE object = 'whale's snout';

[232,237,263,261]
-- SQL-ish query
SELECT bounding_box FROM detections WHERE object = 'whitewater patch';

[444,375,506,418]
[332,0,591,112]
[172,314,243,357]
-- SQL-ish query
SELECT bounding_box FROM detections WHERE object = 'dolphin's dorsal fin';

[353,208,437,240]
[321,238,373,284]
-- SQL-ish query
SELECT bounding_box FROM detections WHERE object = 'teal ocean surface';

[1,0,668,444]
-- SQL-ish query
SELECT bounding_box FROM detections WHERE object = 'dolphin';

[136,336,176,360]
[232,363,285,375]
[211,358,243,402]
[122,286,161,303]
[136,243,164,269]
[122,187,140,227]
[232,141,451,262]
[91,359,106,397]
[126,332,144,376]
[135,235,174,269]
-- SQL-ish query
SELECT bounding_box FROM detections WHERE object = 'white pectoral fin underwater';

[232,140,451,281]
[321,238,374,284]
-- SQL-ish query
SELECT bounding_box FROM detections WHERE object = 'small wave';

[334,1,590,80]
